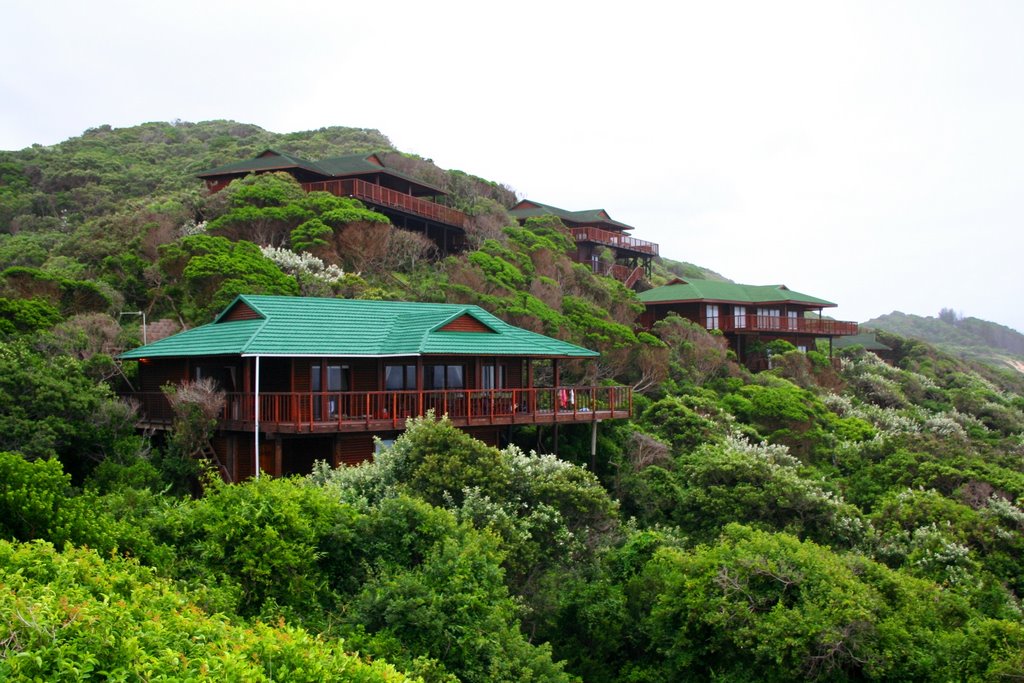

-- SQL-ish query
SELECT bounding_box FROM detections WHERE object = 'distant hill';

[865,310,1024,373]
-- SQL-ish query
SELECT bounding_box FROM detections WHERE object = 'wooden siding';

[464,426,501,447]
[138,359,186,391]
[221,300,262,322]
[293,359,312,393]
[440,315,493,333]
[352,360,378,392]
[337,433,375,466]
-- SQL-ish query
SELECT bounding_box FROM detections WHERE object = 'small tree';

[160,378,226,488]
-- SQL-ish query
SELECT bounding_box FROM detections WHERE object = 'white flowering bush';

[984,494,1024,530]
[849,403,922,436]
[662,433,868,547]
[823,392,854,416]
[923,413,969,440]
[179,219,207,237]
[310,414,617,587]
[261,246,346,284]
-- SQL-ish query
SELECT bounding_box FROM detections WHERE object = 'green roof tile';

[121,296,598,360]
[509,200,635,232]
[196,150,326,178]
[197,151,447,195]
[637,278,836,307]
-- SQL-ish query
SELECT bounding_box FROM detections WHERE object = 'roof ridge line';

[234,295,273,355]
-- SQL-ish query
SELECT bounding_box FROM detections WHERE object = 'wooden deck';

[128,386,632,433]
[302,178,467,229]
[570,226,659,257]
[708,315,858,335]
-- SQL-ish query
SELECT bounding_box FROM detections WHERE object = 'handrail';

[705,315,858,335]
[302,178,467,229]
[127,385,633,430]
[623,265,645,288]
[570,226,659,256]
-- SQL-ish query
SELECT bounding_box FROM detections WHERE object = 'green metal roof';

[120,295,598,360]
[509,200,635,233]
[197,150,447,195]
[637,278,836,307]
[196,150,325,177]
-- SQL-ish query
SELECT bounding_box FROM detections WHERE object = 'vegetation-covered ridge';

[0,120,1023,680]
[866,309,1024,374]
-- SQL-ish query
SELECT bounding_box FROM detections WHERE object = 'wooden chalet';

[509,200,658,288]
[120,295,631,480]
[197,150,467,254]
[638,278,859,369]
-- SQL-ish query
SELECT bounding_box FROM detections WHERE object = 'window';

[734,305,746,329]
[757,307,781,329]
[787,311,799,330]
[312,363,349,419]
[481,363,506,390]
[312,364,349,391]
[327,365,347,392]
[705,304,720,330]
[425,364,465,390]
[385,364,416,391]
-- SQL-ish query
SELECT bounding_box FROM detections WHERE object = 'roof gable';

[435,312,498,333]
[215,298,265,323]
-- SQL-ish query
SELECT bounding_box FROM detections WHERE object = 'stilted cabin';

[197,150,467,254]
[638,278,859,369]
[508,200,658,288]
[120,295,632,480]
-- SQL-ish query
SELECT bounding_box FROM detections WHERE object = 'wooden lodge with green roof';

[198,150,468,254]
[120,295,631,480]
[509,199,658,288]
[638,278,859,368]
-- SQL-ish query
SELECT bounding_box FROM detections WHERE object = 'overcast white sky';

[2,1,1022,332]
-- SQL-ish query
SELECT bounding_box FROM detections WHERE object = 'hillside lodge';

[198,150,469,255]
[638,278,859,368]
[198,152,660,288]
[509,200,658,288]
[121,295,632,480]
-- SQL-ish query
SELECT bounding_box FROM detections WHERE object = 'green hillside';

[866,310,1024,373]
[1,121,1023,681]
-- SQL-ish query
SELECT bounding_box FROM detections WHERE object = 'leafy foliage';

[0,340,142,478]
[0,539,413,682]
[1,120,1023,681]
[157,234,298,322]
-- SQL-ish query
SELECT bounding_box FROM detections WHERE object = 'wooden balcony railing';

[706,315,858,336]
[128,386,632,432]
[606,264,645,288]
[570,226,659,256]
[302,178,467,229]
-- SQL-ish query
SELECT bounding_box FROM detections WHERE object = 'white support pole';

[254,356,261,479]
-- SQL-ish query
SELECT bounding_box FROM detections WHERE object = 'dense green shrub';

[0,540,413,682]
